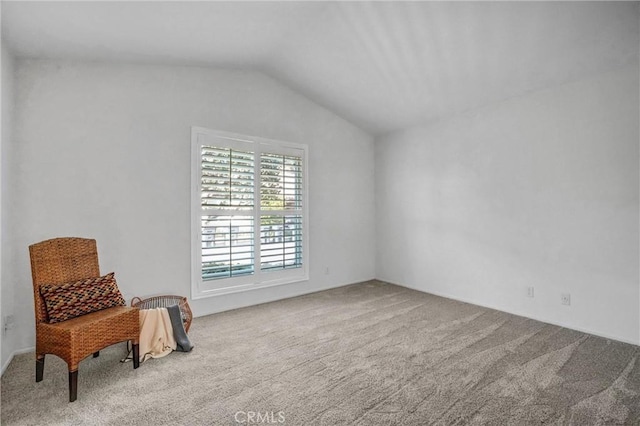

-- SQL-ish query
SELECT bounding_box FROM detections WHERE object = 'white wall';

[5,59,375,354]
[376,66,639,345]
[1,41,15,369]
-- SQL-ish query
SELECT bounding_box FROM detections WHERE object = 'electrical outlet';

[526,287,534,298]
[561,293,571,306]
[3,315,15,335]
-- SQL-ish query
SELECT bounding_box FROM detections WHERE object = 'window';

[191,127,308,298]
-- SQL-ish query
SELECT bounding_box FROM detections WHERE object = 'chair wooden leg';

[132,343,139,369]
[69,370,78,402]
[35,355,45,382]
[93,351,99,358]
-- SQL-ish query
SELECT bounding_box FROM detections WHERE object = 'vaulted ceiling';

[3,1,638,135]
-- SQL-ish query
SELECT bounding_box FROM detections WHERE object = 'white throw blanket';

[138,307,176,362]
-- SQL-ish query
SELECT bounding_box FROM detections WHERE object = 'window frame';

[191,127,309,299]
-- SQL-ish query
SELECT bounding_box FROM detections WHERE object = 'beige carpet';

[2,281,640,425]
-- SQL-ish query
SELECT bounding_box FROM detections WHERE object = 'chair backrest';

[29,238,100,324]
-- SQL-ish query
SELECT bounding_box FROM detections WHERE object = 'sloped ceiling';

[2,1,638,135]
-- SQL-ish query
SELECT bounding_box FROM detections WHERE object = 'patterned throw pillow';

[40,272,126,323]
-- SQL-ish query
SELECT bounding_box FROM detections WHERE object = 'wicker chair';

[29,237,140,402]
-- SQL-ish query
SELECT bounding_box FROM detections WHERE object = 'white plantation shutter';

[260,153,303,211]
[201,147,254,211]
[200,147,255,279]
[260,215,303,271]
[260,153,303,271]
[192,128,308,298]
[201,215,254,279]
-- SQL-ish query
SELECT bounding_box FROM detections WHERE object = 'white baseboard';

[9,277,630,376]
[192,278,374,318]
[384,280,640,347]
[2,346,35,376]
[1,278,375,374]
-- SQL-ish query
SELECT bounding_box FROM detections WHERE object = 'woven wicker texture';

[29,238,140,391]
[131,295,193,333]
